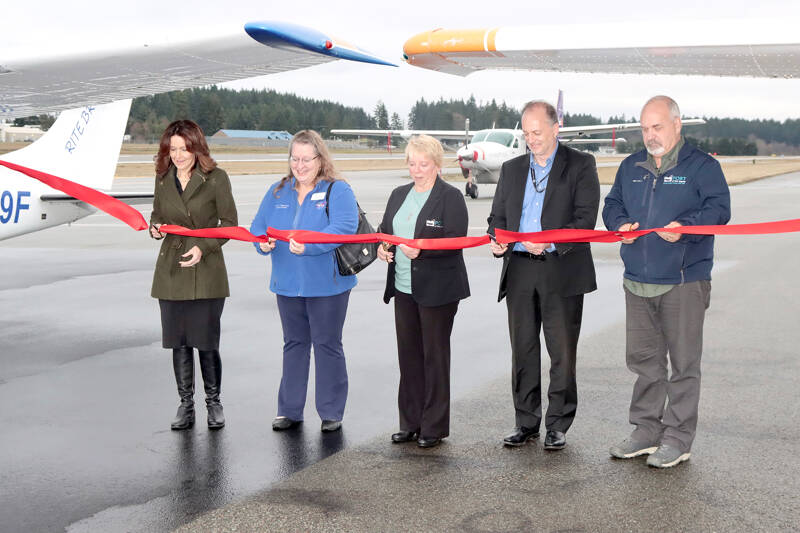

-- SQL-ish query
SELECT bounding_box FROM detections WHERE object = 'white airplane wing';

[561,138,626,145]
[1,21,395,120]
[560,118,706,139]
[332,129,470,141]
[402,20,800,78]
[40,192,155,205]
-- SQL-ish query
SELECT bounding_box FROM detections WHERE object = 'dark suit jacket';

[379,177,470,307]
[487,143,600,300]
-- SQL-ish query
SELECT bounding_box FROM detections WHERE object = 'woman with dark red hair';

[149,120,238,431]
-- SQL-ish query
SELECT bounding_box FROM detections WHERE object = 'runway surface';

[1,169,799,532]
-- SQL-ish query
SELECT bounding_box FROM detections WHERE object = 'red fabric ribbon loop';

[4,158,800,249]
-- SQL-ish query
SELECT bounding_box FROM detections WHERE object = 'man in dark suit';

[488,101,600,450]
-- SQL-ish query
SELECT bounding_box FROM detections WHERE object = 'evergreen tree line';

[407,95,520,130]
[127,86,374,142]
[9,89,800,155]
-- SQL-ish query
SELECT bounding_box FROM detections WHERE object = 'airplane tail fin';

[557,89,564,127]
[1,99,132,191]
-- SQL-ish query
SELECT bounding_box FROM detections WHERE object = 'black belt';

[511,250,556,261]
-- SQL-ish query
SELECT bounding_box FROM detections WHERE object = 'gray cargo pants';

[624,280,711,453]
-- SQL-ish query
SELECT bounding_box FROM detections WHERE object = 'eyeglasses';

[289,155,319,165]
[530,163,548,193]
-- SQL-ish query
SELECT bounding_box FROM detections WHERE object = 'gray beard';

[646,144,665,156]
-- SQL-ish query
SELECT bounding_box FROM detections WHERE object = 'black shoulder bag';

[325,182,378,276]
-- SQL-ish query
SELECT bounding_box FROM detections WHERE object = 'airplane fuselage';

[456,129,528,184]
[0,170,96,240]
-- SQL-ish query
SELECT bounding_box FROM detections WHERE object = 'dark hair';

[155,120,216,176]
[521,100,558,126]
[274,130,339,196]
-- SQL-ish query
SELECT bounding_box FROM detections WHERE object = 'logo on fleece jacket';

[663,175,687,185]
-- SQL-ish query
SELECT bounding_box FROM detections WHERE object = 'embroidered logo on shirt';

[276,203,290,209]
[663,175,687,185]
[315,201,327,209]
[426,219,443,228]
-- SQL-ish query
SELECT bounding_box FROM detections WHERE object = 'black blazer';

[379,177,470,307]
[487,143,600,300]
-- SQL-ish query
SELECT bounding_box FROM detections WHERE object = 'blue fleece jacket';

[250,178,358,297]
[602,142,731,284]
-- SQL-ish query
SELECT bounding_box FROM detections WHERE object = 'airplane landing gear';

[463,169,478,199]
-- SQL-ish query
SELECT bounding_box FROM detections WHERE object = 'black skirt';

[159,298,225,350]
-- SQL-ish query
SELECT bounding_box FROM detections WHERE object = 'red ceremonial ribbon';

[4,158,800,249]
[0,159,148,231]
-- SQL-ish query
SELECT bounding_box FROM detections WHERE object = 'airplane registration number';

[0,191,31,223]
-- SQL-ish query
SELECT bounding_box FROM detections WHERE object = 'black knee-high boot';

[198,349,225,429]
[171,346,195,430]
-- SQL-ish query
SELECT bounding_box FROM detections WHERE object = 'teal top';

[392,187,432,294]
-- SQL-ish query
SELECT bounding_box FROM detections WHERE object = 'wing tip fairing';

[245,21,397,67]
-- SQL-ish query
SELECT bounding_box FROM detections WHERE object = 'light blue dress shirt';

[513,143,558,253]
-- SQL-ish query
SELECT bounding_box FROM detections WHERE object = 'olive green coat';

[150,165,238,300]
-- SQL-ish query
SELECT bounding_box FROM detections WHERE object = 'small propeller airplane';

[3,17,799,237]
[0,21,396,241]
[333,90,706,198]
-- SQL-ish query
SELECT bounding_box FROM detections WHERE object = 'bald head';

[640,95,682,159]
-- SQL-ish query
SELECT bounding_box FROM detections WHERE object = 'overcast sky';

[5,0,800,124]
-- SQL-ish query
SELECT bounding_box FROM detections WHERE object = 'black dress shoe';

[272,416,301,431]
[391,431,419,443]
[417,436,442,448]
[544,430,566,450]
[503,426,540,447]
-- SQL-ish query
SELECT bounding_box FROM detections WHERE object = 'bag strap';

[324,181,333,219]
[324,180,364,219]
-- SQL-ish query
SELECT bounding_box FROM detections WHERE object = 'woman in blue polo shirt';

[250,130,358,433]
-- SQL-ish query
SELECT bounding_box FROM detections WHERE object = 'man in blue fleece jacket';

[603,95,730,468]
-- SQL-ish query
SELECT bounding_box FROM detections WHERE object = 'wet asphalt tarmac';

[1,169,799,532]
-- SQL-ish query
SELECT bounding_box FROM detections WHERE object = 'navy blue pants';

[275,290,350,421]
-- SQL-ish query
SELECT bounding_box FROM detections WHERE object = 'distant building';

[212,129,292,141]
[0,124,45,142]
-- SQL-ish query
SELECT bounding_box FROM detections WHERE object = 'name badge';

[310,192,326,201]
[426,219,443,228]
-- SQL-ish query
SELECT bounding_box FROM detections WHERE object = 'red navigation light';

[324,40,333,49]
[473,151,479,161]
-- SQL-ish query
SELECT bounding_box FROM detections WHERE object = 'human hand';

[259,238,276,253]
[489,239,508,256]
[377,242,394,263]
[398,244,420,260]
[149,223,164,239]
[656,221,683,243]
[618,222,640,244]
[288,238,305,255]
[521,241,550,255]
[179,245,202,267]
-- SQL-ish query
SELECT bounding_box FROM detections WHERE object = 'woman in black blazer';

[376,134,470,449]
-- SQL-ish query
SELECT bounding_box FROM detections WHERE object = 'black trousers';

[393,291,459,439]
[505,255,584,433]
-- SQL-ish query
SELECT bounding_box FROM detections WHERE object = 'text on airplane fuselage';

[65,106,96,154]
[0,190,31,223]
